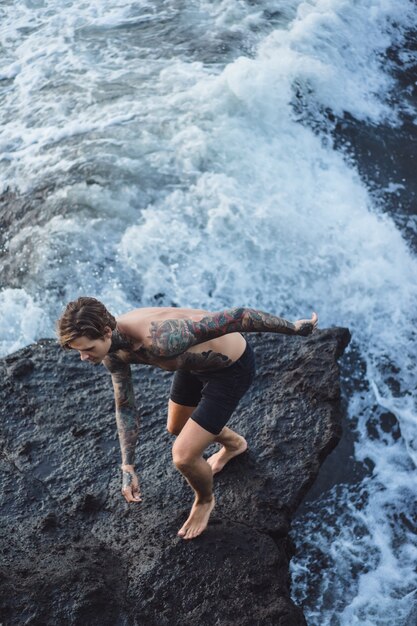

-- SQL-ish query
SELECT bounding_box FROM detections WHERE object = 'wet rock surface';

[0,328,350,625]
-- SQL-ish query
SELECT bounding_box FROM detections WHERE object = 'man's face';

[69,328,112,365]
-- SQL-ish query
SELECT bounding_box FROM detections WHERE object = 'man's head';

[57,297,116,364]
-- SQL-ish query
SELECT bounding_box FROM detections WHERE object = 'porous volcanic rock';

[0,328,350,625]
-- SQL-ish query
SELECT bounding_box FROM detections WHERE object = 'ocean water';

[1,1,416,624]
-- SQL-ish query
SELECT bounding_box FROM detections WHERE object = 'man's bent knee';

[172,444,198,471]
[172,451,194,471]
[167,421,182,436]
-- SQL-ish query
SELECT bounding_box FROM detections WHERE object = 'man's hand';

[121,464,142,503]
[294,312,318,336]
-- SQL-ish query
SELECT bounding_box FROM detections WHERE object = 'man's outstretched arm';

[104,356,141,503]
[149,308,318,357]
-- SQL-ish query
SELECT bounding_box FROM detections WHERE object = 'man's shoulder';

[103,353,132,375]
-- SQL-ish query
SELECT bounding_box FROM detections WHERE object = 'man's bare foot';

[177,496,215,540]
[207,435,248,475]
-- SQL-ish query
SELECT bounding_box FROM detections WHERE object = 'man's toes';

[181,524,197,540]
[177,526,187,537]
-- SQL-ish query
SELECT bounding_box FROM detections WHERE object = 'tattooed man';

[57,298,318,540]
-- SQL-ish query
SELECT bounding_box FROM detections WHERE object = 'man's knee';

[172,441,197,470]
[166,420,182,436]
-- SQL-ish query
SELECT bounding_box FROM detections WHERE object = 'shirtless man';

[57,299,318,540]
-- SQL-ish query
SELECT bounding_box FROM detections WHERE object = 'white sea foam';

[0,289,49,354]
[0,0,416,623]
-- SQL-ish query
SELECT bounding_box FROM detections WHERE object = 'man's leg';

[207,426,248,475]
[168,400,247,475]
[167,399,194,436]
[172,418,217,540]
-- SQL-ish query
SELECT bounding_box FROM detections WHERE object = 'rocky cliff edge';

[0,328,350,626]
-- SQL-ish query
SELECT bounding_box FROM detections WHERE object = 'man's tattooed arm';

[104,355,141,502]
[149,308,317,357]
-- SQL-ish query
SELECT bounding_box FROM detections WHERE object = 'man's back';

[111,306,247,372]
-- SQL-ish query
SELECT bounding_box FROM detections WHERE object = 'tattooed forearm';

[116,405,139,466]
[122,469,134,490]
[107,358,139,467]
[148,308,298,357]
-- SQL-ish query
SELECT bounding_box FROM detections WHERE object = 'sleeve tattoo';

[107,358,139,466]
[149,307,302,357]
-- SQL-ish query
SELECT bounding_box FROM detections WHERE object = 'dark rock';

[75,492,106,514]
[38,511,58,532]
[18,440,32,455]
[6,358,34,378]
[0,328,350,625]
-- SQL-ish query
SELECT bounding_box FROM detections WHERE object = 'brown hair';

[56,297,117,350]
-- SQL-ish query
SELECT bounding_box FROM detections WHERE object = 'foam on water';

[0,288,48,354]
[1,0,416,623]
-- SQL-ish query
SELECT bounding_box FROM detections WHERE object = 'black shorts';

[169,340,256,435]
